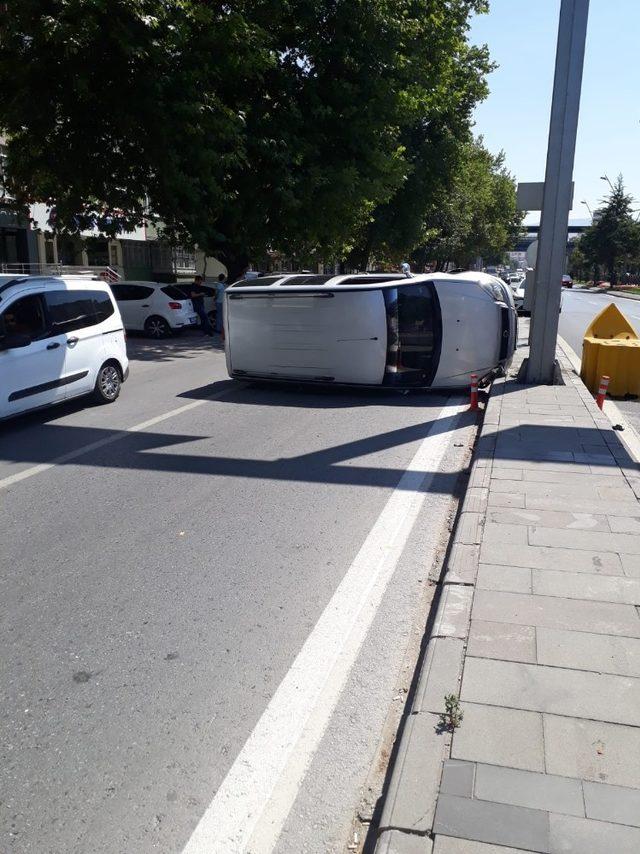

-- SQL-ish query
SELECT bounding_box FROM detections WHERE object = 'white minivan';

[0,276,129,420]
[224,272,517,388]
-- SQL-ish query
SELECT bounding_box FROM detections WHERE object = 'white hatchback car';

[110,281,198,338]
[0,276,128,420]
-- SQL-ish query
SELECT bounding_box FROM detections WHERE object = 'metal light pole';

[581,199,593,220]
[600,174,615,192]
[526,0,590,384]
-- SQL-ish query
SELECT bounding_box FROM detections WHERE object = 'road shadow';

[0,401,476,494]
[180,379,457,410]
[125,330,223,363]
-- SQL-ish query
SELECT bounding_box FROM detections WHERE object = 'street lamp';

[526,0,590,384]
[581,199,593,219]
[600,175,615,192]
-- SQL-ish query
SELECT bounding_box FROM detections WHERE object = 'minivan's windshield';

[383,283,442,386]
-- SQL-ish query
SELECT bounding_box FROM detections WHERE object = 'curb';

[374,379,504,852]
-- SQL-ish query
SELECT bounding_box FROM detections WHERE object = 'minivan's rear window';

[232,276,282,288]
[338,276,402,285]
[279,275,333,286]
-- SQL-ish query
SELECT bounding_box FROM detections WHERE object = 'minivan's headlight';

[479,281,505,302]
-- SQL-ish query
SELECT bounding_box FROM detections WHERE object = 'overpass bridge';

[514,224,588,253]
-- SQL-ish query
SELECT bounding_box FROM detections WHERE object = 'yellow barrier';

[581,303,640,397]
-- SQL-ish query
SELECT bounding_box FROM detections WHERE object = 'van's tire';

[93,362,122,404]
[145,316,172,339]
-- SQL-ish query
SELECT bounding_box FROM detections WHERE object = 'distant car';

[110,281,198,338]
[513,282,563,316]
[513,284,525,313]
[0,276,128,420]
[562,274,573,288]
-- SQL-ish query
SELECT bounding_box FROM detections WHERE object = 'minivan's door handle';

[47,342,61,350]
[141,304,150,307]
[67,337,79,348]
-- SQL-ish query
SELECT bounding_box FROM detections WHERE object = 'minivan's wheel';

[145,315,172,339]
[93,363,121,404]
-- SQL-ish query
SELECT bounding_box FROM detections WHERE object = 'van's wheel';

[93,362,121,404]
[145,316,171,339]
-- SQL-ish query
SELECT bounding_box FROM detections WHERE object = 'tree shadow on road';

[125,330,222,363]
[0,397,475,494]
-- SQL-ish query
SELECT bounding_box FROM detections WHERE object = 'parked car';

[0,276,128,420]
[110,281,198,338]
[562,274,573,288]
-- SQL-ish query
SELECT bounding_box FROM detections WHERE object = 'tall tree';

[0,0,493,276]
[412,139,521,270]
[578,176,640,286]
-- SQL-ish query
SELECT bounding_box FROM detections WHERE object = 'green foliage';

[0,0,494,273]
[419,139,522,269]
[568,240,592,282]
[0,0,268,239]
[578,177,640,286]
[439,693,464,731]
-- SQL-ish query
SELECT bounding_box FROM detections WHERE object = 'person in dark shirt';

[189,275,213,336]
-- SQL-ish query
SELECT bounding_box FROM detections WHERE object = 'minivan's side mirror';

[0,332,32,351]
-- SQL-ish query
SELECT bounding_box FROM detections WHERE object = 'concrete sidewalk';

[376,333,640,854]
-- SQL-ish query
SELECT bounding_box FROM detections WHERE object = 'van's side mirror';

[0,332,32,351]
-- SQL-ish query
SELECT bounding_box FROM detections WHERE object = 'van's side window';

[0,294,48,341]
[44,290,114,333]
[93,291,115,323]
[45,290,96,334]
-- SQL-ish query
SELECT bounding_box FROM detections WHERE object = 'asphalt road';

[0,332,473,854]
[559,288,640,432]
[558,288,640,354]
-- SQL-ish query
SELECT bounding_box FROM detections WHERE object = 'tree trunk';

[224,251,249,284]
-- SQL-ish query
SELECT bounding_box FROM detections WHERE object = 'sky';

[469,0,640,225]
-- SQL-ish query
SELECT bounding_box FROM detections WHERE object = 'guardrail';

[0,262,122,277]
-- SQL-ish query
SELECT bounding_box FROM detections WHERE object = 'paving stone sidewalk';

[376,334,640,854]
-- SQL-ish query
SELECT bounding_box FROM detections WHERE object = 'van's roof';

[0,274,108,302]
[228,271,501,291]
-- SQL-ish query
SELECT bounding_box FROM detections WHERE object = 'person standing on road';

[215,272,227,336]
[189,274,213,336]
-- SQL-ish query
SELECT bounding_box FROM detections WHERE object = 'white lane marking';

[181,399,466,854]
[0,386,238,491]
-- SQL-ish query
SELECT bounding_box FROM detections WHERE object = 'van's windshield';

[383,283,441,386]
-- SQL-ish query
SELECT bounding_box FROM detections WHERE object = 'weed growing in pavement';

[439,694,464,731]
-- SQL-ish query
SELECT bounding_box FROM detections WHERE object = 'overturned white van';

[224,271,517,389]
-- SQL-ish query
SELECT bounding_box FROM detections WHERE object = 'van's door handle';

[141,304,150,307]
[67,337,79,348]
[47,342,60,350]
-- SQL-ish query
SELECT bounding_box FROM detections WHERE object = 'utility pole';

[526,0,590,383]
